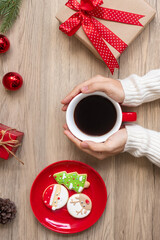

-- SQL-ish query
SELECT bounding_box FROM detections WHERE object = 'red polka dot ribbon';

[60,0,144,74]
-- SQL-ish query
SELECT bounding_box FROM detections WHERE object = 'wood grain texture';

[0,0,159,239]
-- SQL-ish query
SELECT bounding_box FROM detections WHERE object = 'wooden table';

[0,0,160,239]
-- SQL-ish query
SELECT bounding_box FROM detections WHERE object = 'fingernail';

[81,142,89,148]
[62,96,68,102]
[61,98,66,103]
[81,86,88,92]
[62,106,66,111]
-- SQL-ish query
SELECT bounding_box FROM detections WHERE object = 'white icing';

[56,186,69,209]
[49,185,57,206]
[52,206,56,210]
[62,173,66,179]
[69,183,73,189]
[67,194,91,219]
[79,176,83,181]
[47,184,69,210]
[78,186,83,192]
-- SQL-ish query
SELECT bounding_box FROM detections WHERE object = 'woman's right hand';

[61,75,125,111]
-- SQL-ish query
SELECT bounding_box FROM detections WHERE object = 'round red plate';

[30,160,107,234]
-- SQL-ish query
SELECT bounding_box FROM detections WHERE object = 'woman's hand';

[63,124,127,160]
[61,75,126,160]
[61,75,125,111]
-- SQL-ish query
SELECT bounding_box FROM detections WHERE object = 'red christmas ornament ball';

[2,72,23,91]
[0,35,10,53]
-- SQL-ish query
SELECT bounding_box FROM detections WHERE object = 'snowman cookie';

[43,184,68,211]
[53,171,90,193]
[67,193,92,218]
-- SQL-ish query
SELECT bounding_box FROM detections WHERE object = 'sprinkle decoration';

[59,0,144,74]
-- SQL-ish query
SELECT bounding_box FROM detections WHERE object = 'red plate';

[30,160,107,234]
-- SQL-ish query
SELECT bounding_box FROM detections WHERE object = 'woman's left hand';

[63,124,127,160]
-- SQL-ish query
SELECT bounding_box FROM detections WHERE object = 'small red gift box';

[0,123,24,162]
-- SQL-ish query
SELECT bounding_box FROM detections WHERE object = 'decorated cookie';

[53,171,90,193]
[67,193,92,218]
[43,184,68,211]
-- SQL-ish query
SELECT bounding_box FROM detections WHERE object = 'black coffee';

[74,95,117,136]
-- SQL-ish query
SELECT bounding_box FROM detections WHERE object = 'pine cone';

[0,198,17,224]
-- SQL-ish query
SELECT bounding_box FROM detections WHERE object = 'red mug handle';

[122,112,137,122]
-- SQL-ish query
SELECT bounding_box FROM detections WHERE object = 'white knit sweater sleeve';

[119,69,160,166]
[119,69,160,106]
[124,125,160,167]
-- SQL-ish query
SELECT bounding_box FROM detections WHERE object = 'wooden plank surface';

[0,0,160,239]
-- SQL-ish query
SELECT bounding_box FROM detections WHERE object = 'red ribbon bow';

[59,0,144,74]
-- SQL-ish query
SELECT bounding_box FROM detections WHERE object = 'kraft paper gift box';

[56,0,156,65]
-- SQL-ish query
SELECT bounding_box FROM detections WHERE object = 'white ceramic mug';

[66,91,137,143]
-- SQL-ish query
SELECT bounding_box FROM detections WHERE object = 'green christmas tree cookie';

[53,171,90,193]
